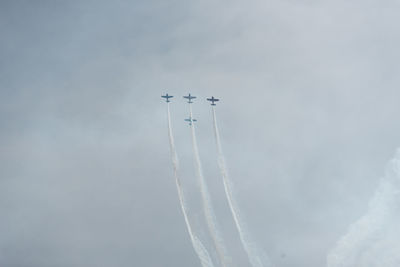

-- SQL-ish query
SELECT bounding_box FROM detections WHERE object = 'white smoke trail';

[189,105,230,267]
[327,149,400,267]
[167,103,215,267]
[211,106,273,267]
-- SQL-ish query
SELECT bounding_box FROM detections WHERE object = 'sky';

[1,0,400,266]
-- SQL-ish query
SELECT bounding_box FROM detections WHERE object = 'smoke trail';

[211,106,273,267]
[327,149,400,267]
[167,103,215,267]
[189,105,230,267]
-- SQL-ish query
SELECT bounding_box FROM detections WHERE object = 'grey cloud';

[1,1,400,266]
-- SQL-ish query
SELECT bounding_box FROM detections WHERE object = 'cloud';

[1,0,400,266]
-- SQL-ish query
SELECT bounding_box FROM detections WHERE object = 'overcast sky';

[1,1,400,267]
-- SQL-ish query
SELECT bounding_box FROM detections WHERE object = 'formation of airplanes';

[161,93,220,125]
[161,93,219,105]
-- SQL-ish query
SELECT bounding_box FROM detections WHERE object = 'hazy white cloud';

[1,0,400,266]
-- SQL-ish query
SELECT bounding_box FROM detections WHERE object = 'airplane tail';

[211,106,274,267]
[166,103,215,267]
[189,105,231,267]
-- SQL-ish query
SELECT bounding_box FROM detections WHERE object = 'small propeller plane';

[185,116,197,126]
[207,96,219,106]
[161,94,173,102]
[183,93,196,103]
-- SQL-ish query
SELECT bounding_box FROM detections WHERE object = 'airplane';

[183,93,196,104]
[207,96,219,106]
[161,94,173,102]
[184,116,197,126]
